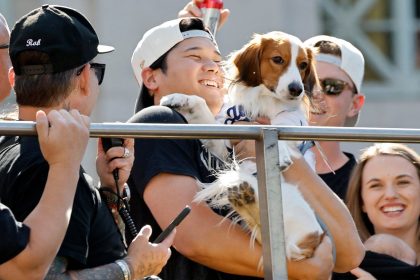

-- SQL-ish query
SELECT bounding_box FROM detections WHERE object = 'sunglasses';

[320,78,356,96]
[76,63,106,85]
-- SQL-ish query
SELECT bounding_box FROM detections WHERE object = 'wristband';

[115,259,131,280]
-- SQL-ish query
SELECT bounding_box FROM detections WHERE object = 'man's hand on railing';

[231,118,271,161]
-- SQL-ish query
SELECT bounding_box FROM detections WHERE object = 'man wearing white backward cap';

[128,17,364,280]
[304,35,366,200]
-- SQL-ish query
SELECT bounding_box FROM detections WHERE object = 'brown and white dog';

[161,31,324,261]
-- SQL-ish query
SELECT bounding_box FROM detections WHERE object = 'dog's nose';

[288,82,303,97]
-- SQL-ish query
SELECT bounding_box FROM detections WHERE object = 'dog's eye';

[272,56,284,64]
[299,62,308,71]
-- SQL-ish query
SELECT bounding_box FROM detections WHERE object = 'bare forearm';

[151,199,263,276]
[182,213,263,276]
[0,165,80,279]
[283,157,364,272]
[46,257,124,280]
[146,173,265,276]
[178,208,330,279]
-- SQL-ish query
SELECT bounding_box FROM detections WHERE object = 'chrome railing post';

[256,129,287,280]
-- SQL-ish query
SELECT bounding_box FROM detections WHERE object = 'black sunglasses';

[76,63,106,85]
[320,78,356,96]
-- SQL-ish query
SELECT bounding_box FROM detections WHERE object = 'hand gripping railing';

[2,121,420,280]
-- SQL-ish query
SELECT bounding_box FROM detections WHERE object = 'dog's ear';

[231,35,263,87]
[303,47,319,98]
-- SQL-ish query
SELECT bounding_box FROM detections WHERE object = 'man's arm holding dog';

[145,172,337,279]
[145,173,264,277]
[234,132,365,272]
[282,155,365,272]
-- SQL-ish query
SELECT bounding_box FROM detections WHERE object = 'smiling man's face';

[152,37,225,115]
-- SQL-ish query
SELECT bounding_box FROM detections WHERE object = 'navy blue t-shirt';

[127,106,262,280]
[0,203,30,264]
[0,136,125,269]
[319,152,356,200]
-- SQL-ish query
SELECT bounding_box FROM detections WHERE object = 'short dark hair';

[312,40,357,92]
[135,18,210,112]
[313,40,342,57]
[14,51,78,107]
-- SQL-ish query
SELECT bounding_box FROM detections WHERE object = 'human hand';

[230,118,271,161]
[125,225,174,278]
[96,137,134,192]
[232,139,256,161]
[288,235,334,280]
[350,268,377,280]
[36,109,90,170]
[178,0,230,31]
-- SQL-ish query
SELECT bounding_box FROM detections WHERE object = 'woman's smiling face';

[361,154,420,235]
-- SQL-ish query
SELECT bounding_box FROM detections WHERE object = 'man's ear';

[141,67,159,91]
[8,67,15,87]
[348,93,365,118]
[78,64,90,96]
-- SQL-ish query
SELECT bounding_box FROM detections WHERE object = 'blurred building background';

[1,0,419,179]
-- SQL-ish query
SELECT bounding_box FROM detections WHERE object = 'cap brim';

[98,44,115,53]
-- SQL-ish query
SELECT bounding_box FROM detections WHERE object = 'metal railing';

[2,121,420,280]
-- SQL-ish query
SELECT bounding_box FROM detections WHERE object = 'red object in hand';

[196,0,223,36]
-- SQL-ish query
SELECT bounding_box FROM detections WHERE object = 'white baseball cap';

[131,18,218,111]
[304,35,365,126]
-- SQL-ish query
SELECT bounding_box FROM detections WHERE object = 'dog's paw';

[227,181,262,244]
[288,231,325,261]
[277,141,293,171]
[160,93,203,110]
[228,181,256,207]
[160,93,215,125]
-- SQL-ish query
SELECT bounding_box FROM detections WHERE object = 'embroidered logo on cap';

[26,39,41,47]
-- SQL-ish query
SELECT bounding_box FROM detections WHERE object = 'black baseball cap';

[10,4,114,75]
